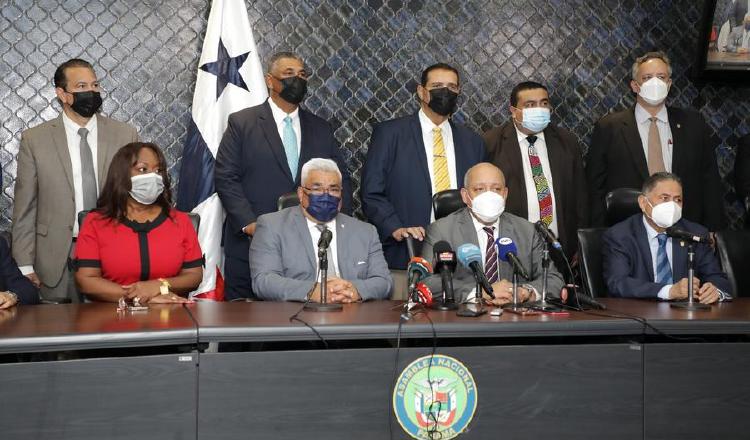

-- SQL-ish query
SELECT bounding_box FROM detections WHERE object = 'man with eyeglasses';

[586,51,725,231]
[361,63,485,271]
[483,81,588,259]
[215,52,352,301]
[12,58,138,302]
[250,158,391,302]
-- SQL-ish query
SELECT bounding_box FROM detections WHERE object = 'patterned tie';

[78,127,97,210]
[483,226,498,283]
[432,126,450,192]
[655,233,673,285]
[282,115,299,178]
[526,135,553,227]
[647,116,666,175]
[316,224,338,277]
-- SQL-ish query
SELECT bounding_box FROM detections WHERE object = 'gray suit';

[420,208,564,303]
[12,114,138,300]
[249,207,393,301]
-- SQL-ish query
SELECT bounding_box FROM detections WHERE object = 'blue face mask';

[306,193,340,223]
[520,107,551,133]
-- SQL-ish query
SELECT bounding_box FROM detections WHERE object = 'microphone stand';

[304,245,342,312]
[670,242,710,311]
[456,280,487,317]
[528,248,563,313]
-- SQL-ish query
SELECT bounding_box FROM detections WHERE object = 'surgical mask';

[519,107,551,133]
[130,173,164,205]
[276,76,308,104]
[68,90,102,118]
[638,78,669,106]
[306,193,340,223]
[427,87,458,116]
[647,200,681,229]
[469,191,505,224]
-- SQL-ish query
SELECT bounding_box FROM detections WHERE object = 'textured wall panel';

[1,0,748,229]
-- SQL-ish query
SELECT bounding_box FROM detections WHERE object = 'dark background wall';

[1,0,748,229]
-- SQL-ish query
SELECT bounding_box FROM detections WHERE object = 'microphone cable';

[288,267,329,349]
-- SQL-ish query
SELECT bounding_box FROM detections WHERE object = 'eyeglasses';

[302,185,342,197]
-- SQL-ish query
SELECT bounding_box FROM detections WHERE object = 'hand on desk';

[0,291,18,309]
[310,277,361,303]
[483,280,532,307]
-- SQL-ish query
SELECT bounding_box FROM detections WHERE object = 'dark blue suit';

[602,214,731,299]
[215,100,351,300]
[0,237,39,305]
[360,113,485,269]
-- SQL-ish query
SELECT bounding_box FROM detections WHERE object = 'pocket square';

[356,261,366,265]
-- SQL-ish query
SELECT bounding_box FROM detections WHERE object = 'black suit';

[483,121,588,257]
[735,134,750,228]
[215,100,351,300]
[0,238,39,305]
[586,107,726,230]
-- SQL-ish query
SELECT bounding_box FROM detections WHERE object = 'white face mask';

[130,173,164,205]
[469,191,505,224]
[647,200,681,229]
[638,77,669,106]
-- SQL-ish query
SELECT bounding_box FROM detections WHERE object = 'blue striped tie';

[282,116,299,178]
[655,234,673,284]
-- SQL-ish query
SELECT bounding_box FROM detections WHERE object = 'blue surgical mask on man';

[519,107,551,133]
[306,193,340,223]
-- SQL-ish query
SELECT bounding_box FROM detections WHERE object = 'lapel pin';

[676,123,681,129]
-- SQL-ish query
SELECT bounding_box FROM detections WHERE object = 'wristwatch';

[158,278,171,295]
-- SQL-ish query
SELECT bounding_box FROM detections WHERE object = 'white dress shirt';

[418,109,457,193]
[635,103,673,172]
[514,126,559,237]
[642,216,674,300]
[306,216,339,278]
[268,98,301,156]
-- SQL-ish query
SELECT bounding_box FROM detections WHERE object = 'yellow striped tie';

[433,127,450,192]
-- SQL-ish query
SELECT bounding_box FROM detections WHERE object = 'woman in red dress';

[74,142,202,303]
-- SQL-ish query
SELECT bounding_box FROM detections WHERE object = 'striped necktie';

[655,233,672,284]
[433,127,450,192]
[526,135,553,226]
[483,226,498,283]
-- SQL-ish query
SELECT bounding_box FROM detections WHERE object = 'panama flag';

[176,0,267,300]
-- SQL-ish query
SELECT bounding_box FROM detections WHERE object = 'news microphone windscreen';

[495,237,518,262]
[415,282,433,306]
[456,243,482,268]
[433,241,452,254]
[407,257,433,280]
[318,228,333,248]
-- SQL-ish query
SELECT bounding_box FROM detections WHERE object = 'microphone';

[534,221,562,250]
[456,244,495,299]
[317,228,333,250]
[495,237,530,280]
[406,257,433,293]
[433,241,457,307]
[575,291,607,310]
[414,282,433,306]
[665,227,709,244]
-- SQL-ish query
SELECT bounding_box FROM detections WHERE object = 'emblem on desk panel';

[393,354,477,440]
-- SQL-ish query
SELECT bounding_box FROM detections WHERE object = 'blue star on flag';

[199,38,250,99]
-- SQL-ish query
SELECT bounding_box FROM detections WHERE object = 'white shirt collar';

[469,210,500,235]
[513,123,546,145]
[62,110,97,132]
[418,108,449,134]
[635,102,668,125]
[642,214,665,242]
[305,214,336,231]
[268,97,299,121]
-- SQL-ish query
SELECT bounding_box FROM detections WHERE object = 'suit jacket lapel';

[458,209,480,248]
[545,127,567,231]
[297,109,314,184]
[335,214,349,278]
[620,110,649,180]
[260,100,294,183]
[96,115,110,191]
[496,213,518,281]
[634,216,655,281]
[501,123,528,217]
[670,219,688,279]
[292,208,316,269]
[451,121,471,180]
[50,115,74,193]
[409,113,431,190]
[667,107,684,174]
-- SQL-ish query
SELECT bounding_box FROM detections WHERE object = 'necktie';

[282,115,299,179]
[78,127,97,210]
[483,226,498,284]
[316,224,338,277]
[647,116,666,175]
[526,135,553,227]
[432,127,450,192]
[655,233,673,285]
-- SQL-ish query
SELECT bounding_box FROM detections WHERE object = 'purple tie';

[483,226,498,283]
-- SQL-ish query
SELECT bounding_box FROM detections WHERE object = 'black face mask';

[68,91,102,118]
[427,87,458,116]
[276,76,308,104]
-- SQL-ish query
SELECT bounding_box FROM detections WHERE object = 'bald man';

[420,163,563,306]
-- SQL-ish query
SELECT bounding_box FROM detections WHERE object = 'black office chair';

[0,230,10,249]
[432,189,465,220]
[77,210,91,230]
[277,192,300,211]
[715,230,750,297]
[577,228,609,298]
[605,188,641,226]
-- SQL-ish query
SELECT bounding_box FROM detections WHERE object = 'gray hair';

[631,51,672,81]
[300,158,342,184]
[642,171,682,194]
[267,51,304,73]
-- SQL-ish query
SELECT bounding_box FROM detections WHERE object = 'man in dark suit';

[603,172,731,303]
[587,51,725,230]
[483,81,588,258]
[0,238,39,308]
[734,133,750,227]
[215,52,352,300]
[361,63,485,269]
